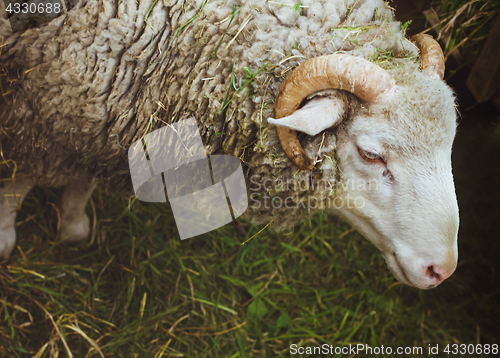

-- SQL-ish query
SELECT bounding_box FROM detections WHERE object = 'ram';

[0,0,459,289]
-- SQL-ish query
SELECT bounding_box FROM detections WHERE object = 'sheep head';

[269,35,459,289]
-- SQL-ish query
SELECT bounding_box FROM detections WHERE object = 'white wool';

[1,0,438,230]
[0,1,462,288]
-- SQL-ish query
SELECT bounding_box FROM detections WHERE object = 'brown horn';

[411,34,445,80]
[273,54,397,170]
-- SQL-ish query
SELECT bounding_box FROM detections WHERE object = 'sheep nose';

[424,264,455,288]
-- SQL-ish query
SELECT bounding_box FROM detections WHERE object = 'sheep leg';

[0,180,32,260]
[59,178,97,243]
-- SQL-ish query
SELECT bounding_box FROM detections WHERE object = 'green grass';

[167,0,209,51]
[424,0,500,62]
[1,2,499,355]
[1,136,499,358]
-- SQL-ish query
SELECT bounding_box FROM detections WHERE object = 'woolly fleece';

[0,0,452,227]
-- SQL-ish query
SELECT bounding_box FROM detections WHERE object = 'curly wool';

[1,0,421,228]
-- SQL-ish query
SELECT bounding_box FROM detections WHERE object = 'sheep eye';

[358,148,384,163]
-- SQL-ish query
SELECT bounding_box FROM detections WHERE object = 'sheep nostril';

[426,265,441,281]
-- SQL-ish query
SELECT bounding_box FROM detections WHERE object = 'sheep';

[0,0,459,289]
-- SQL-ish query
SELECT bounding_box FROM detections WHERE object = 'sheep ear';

[268,95,347,136]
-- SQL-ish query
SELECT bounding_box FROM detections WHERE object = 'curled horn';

[273,54,397,170]
[411,34,445,80]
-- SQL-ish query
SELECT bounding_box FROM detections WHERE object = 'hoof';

[60,214,90,243]
[0,226,16,261]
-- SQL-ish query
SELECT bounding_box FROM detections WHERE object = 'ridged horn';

[412,34,445,80]
[273,54,397,170]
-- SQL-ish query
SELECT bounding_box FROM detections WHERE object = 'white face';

[270,72,459,289]
[333,113,459,290]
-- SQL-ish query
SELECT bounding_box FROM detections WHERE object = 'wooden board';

[466,14,500,108]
